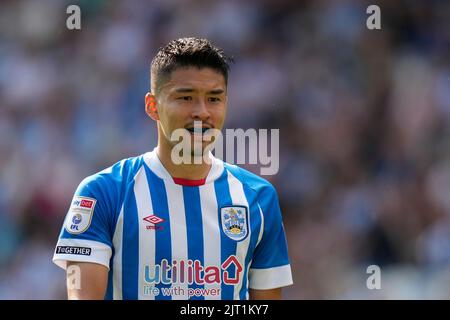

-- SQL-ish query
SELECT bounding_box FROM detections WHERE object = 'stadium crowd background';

[1,0,450,299]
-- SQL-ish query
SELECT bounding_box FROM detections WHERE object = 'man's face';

[152,67,227,155]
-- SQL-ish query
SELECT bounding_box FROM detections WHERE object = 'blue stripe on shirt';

[183,185,204,300]
[214,169,236,300]
[122,183,139,299]
[239,184,260,300]
[145,166,172,300]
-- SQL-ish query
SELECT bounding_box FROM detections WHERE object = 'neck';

[156,142,212,181]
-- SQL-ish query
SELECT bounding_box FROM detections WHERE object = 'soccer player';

[53,37,293,300]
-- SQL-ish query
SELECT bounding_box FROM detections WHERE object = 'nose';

[191,98,210,121]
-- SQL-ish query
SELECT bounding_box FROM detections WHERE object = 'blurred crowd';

[1,0,450,299]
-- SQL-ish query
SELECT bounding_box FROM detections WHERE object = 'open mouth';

[186,127,210,134]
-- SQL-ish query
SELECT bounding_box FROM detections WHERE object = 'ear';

[145,92,159,121]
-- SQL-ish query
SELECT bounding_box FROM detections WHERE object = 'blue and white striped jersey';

[53,149,293,300]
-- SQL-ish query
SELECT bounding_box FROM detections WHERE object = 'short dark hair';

[151,37,232,95]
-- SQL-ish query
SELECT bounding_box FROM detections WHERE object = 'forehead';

[162,67,226,93]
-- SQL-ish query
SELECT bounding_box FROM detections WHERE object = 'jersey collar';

[143,148,224,186]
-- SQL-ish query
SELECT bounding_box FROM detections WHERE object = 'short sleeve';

[52,174,117,270]
[249,185,293,290]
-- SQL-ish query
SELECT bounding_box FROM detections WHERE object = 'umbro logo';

[143,214,165,230]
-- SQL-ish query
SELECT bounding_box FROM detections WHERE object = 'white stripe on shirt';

[134,166,155,300]
[112,206,124,299]
[164,181,189,299]
[199,182,222,300]
[227,171,251,300]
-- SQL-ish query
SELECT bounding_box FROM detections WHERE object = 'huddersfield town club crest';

[220,206,248,241]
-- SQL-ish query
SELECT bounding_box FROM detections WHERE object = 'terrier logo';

[220,206,248,241]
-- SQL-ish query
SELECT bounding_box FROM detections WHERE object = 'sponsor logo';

[143,255,243,286]
[56,246,92,256]
[65,196,96,234]
[220,206,248,241]
[143,214,165,230]
[80,199,94,208]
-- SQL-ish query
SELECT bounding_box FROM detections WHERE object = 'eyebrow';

[174,88,195,93]
[209,89,225,95]
[173,88,225,94]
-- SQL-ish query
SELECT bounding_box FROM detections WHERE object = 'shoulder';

[77,154,146,195]
[223,162,278,199]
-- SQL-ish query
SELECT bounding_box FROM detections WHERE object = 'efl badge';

[220,206,248,241]
[65,196,96,234]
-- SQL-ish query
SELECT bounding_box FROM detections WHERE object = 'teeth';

[186,128,210,133]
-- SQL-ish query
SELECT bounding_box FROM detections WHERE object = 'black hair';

[151,37,233,95]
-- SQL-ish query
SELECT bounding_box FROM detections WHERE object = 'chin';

[190,148,206,157]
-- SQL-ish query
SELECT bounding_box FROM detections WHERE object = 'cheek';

[160,105,190,132]
[159,103,178,122]
[212,105,227,125]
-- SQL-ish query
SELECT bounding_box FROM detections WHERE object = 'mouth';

[185,127,211,134]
